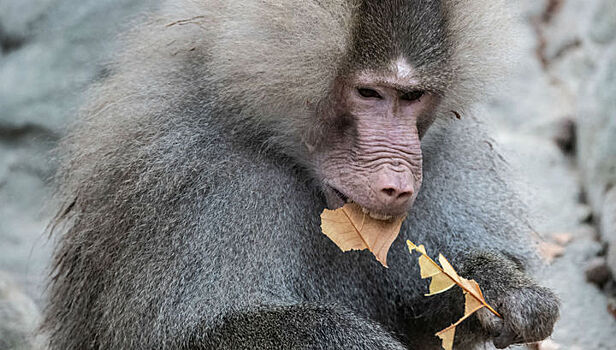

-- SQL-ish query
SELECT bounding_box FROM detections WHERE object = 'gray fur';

[44,1,558,349]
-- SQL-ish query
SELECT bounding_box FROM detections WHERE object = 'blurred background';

[0,0,615,349]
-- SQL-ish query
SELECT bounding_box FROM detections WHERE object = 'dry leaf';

[528,339,561,350]
[436,325,455,350]
[538,232,573,263]
[320,203,405,267]
[607,298,616,320]
[539,242,565,263]
[552,233,573,245]
[408,241,500,350]
[407,241,500,315]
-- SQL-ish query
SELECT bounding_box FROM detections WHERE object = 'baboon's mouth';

[326,186,394,221]
[359,206,394,221]
[331,187,348,203]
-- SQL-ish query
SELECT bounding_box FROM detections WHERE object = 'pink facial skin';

[310,68,438,218]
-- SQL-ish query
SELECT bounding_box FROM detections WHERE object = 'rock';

[0,0,615,349]
[569,0,616,282]
[0,0,157,305]
[577,35,616,217]
[494,2,616,346]
[589,1,616,45]
[608,297,616,319]
[535,0,598,69]
[0,0,53,49]
[603,188,616,274]
[0,0,156,132]
[0,161,53,304]
[0,271,42,350]
[552,117,576,154]
[573,224,599,241]
[538,235,616,349]
[605,281,616,298]
[575,204,594,224]
[585,257,612,287]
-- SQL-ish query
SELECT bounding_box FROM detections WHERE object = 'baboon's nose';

[373,170,414,211]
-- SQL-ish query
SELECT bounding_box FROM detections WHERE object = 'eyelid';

[357,88,382,99]
[400,90,425,101]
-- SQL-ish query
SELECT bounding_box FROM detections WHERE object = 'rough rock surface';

[0,272,42,350]
[0,0,155,300]
[489,0,616,348]
[0,1,153,348]
[0,0,615,349]
[540,0,616,278]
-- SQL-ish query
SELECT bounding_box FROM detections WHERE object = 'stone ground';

[0,0,615,349]
[485,1,616,348]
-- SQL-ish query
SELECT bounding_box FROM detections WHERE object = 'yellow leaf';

[438,254,462,284]
[419,255,442,278]
[408,241,501,317]
[427,273,456,296]
[552,233,573,245]
[464,292,484,316]
[407,242,458,296]
[460,279,485,303]
[533,339,561,350]
[407,240,502,350]
[538,241,565,263]
[320,203,405,267]
[436,325,456,350]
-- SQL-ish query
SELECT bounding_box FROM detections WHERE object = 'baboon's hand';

[477,285,559,348]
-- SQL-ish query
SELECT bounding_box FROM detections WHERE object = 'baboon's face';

[311,59,439,218]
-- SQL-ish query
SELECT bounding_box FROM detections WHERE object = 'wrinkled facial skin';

[308,63,439,218]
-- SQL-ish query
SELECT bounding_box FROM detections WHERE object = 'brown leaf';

[407,242,500,317]
[436,325,455,350]
[539,242,565,263]
[552,233,573,245]
[408,241,501,350]
[320,203,405,267]
[463,286,485,315]
[529,339,561,350]
[608,298,616,320]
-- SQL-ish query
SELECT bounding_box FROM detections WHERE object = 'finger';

[476,308,503,337]
[493,327,523,349]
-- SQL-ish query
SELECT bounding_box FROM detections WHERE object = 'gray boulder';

[0,272,42,350]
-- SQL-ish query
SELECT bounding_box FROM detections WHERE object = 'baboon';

[44,1,559,349]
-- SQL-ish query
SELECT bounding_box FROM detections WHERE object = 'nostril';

[380,187,413,200]
[382,188,396,197]
[397,190,413,199]
[375,171,415,205]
